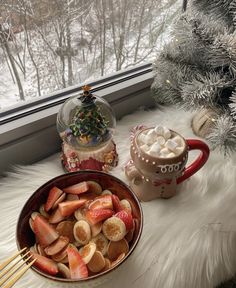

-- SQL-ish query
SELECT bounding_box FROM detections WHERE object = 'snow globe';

[57,85,118,172]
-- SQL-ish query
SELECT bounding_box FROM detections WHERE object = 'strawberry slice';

[67,244,88,279]
[63,182,89,195]
[31,252,59,275]
[58,199,87,217]
[112,195,123,212]
[33,215,59,247]
[45,186,63,212]
[114,210,134,231]
[85,208,114,225]
[88,195,113,210]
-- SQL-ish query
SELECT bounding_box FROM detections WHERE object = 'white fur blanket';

[1,106,236,288]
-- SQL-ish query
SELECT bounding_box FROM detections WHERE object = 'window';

[0,0,182,112]
[0,0,183,174]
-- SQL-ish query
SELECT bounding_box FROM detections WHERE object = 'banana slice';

[74,208,86,221]
[91,222,102,238]
[90,233,108,256]
[58,263,71,279]
[101,190,112,196]
[79,242,96,264]
[102,217,126,242]
[73,220,91,245]
[107,238,129,261]
[111,252,126,268]
[120,199,132,214]
[87,181,102,195]
[87,251,105,273]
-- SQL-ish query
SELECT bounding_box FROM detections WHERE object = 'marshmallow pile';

[138,125,185,158]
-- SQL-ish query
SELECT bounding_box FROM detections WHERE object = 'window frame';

[0,63,155,175]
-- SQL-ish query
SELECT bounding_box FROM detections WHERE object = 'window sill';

[0,65,155,174]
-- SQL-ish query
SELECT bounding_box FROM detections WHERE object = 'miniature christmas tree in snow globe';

[57,85,118,172]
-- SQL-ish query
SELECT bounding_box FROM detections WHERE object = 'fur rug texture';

[1,105,236,288]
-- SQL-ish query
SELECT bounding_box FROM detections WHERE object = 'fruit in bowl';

[16,170,143,287]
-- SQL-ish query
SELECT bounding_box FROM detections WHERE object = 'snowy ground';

[0,0,182,111]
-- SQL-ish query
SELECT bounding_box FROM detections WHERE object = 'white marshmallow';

[166,152,176,158]
[140,144,150,153]
[154,125,164,136]
[156,136,166,146]
[172,135,185,147]
[159,147,171,158]
[147,129,156,138]
[175,146,184,155]
[165,139,178,152]
[149,143,162,153]
[163,127,171,140]
[138,133,146,144]
[144,134,154,145]
[148,150,159,157]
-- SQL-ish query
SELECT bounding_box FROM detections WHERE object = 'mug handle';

[177,139,210,184]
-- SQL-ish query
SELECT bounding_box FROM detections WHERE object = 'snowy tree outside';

[0,0,182,111]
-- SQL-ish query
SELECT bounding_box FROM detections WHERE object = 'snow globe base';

[61,138,118,173]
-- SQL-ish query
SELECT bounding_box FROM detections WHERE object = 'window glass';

[0,0,182,111]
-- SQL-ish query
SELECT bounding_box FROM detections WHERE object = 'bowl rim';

[16,170,143,283]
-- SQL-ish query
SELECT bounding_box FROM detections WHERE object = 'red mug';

[125,127,210,201]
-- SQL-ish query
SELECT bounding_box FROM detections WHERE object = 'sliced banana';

[90,222,102,238]
[58,263,71,279]
[90,233,108,256]
[101,190,112,196]
[79,242,96,264]
[102,217,126,242]
[74,208,86,221]
[73,220,91,245]
[87,251,105,273]
[120,199,132,214]
[87,181,102,195]
[107,238,129,261]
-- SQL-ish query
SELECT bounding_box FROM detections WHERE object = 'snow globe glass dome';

[57,85,118,173]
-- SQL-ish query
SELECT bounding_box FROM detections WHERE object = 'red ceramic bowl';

[16,170,143,288]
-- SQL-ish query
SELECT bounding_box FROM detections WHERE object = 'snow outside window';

[0,0,182,113]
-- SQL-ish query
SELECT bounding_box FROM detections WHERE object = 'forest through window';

[0,0,181,111]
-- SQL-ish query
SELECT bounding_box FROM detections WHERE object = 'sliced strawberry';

[114,210,134,231]
[67,244,88,279]
[85,208,114,225]
[33,215,59,247]
[45,186,63,212]
[58,199,87,217]
[112,195,123,212]
[63,182,89,195]
[31,252,58,275]
[88,195,113,210]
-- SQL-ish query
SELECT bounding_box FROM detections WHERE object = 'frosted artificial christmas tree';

[152,0,236,154]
